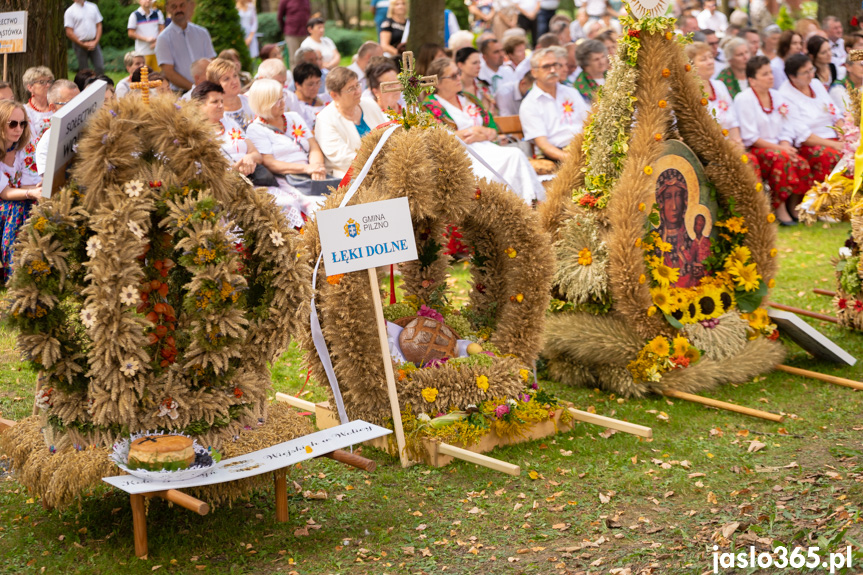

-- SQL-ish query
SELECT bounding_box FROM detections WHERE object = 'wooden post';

[131,493,148,558]
[274,392,316,412]
[367,267,410,467]
[566,408,653,438]
[0,417,15,432]
[775,364,863,391]
[662,389,784,422]
[3,54,6,82]
[767,302,838,324]
[813,289,836,297]
[274,469,288,522]
[437,442,521,476]
[323,449,377,472]
[144,489,209,515]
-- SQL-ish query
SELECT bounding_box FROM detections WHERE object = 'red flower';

[233,387,244,398]
[854,300,863,312]
[627,29,640,37]
[767,329,780,340]
[853,17,859,27]
[578,194,598,207]
[838,298,848,309]
[475,188,482,199]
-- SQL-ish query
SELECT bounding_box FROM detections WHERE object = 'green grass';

[2,224,863,574]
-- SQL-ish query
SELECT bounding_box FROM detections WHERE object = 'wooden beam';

[437,442,521,476]
[813,289,836,297]
[274,392,316,412]
[323,449,377,472]
[0,417,16,432]
[567,408,653,438]
[662,389,785,422]
[274,469,288,522]
[775,364,863,391]
[767,302,838,323]
[144,489,209,516]
[131,493,148,558]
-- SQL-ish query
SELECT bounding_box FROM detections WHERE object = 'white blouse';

[24,102,53,146]
[245,112,313,165]
[1,149,41,190]
[223,93,254,131]
[218,116,248,163]
[735,88,806,147]
[706,79,738,131]
[778,78,841,141]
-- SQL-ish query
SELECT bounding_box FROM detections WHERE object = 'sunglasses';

[7,120,27,129]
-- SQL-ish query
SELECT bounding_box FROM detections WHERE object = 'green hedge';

[446,0,469,31]
[68,46,128,74]
[258,12,282,46]
[255,13,366,61]
[94,0,137,51]
[192,0,252,71]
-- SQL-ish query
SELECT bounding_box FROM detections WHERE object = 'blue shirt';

[155,21,216,89]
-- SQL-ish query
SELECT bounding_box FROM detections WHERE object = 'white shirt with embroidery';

[519,83,589,149]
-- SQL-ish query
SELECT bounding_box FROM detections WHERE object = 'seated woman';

[808,35,844,92]
[255,58,301,114]
[572,39,609,103]
[207,58,254,130]
[735,55,811,225]
[716,37,751,98]
[191,81,276,187]
[292,62,330,130]
[456,47,496,116]
[778,54,843,183]
[246,79,338,227]
[0,100,43,284]
[364,58,401,115]
[422,57,545,204]
[771,30,804,89]
[315,67,387,178]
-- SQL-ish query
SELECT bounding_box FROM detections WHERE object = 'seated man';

[180,58,213,100]
[347,41,383,91]
[35,80,81,176]
[115,51,145,98]
[519,46,590,161]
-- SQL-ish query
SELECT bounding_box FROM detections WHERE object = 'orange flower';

[700,97,708,106]
[684,64,692,72]
[654,133,662,141]
[658,100,667,108]
[643,166,653,175]
[722,129,729,137]
[327,274,344,285]
[638,202,646,211]
[740,154,749,164]
[665,32,673,40]
[661,68,670,77]
[638,274,646,284]
[767,213,776,223]
[768,278,776,288]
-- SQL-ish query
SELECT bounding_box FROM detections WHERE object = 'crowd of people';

[0,0,859,285]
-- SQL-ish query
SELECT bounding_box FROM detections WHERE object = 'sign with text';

[41,80,106,197]
[768,308,856,365]
[0,11,26,54]
[104,420,391,494]
[317,197,418,276]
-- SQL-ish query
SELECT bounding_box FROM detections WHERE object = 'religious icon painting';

[650,140,718,289]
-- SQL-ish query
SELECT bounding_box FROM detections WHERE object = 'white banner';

[0,11,26,54]
[316,197,418,276]
[104,420,391,494]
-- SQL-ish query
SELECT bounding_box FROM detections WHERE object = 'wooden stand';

[775,364,863,391]
[0,417,15,432]
[566,407,653,438]
[767,302,838,324]
[813,289,837,297]
[662,389,784,422]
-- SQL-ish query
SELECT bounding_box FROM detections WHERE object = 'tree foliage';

[192,0,252,71]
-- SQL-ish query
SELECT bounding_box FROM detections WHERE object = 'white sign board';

[0,11,26,54]
[769,308,857,366]
[316,197,418,276]
[103,420,391,494]
[41,80,106,198]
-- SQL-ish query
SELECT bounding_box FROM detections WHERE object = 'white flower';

[124,180,144,198]
[506,398,518,407]
[119,285,138,306]
[127,220,145,239]
[80,307,97,328]
[119,357,140,377]
[839,246,853,258]
[269,230,285,247]
[417,413,431,422]
[35,388,53,410]
[86,236,102,258]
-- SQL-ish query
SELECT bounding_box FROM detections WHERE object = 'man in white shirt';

[478,38,515,96]
[696,0,727,36]
[347,42,383,91]
[496,58,533,116]
[155,0,217,91]
[519,47,589,161]
[35,81,81,177]
[180,58,214,100]
[128,0,165,72]
[677,14,699,37]
[64,0,104,74]
[824,16,846,67]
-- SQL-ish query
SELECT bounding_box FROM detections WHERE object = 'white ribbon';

[309,125,399,425]
[455,136,515,192]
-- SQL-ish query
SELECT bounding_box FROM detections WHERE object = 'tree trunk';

[1,0,67,102]
[819,0,858,30]
[407,0,445,54]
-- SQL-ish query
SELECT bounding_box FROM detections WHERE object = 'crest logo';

[344,218,360,238]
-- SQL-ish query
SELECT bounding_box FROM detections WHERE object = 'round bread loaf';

[398,317,457,366]
[128,435,195,472]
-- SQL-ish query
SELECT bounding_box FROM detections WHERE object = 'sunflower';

[696,285,724,319]
[718,289,735,313]
[672,336,690,357]
[651,286,674,314]
[745,308,770,330]
[729,262,761,292]
[727,245,752,266]
[683,345,701,363]
[651,264,680,287]
[647,336,670,357]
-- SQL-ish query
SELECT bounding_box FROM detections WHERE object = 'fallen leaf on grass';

[707,492,718,504]
[721,522,740,538]
[600,429,618,439]
[688,472,705,479]
[599,492,611,504]
[420,548,432,557]
[302,490,327,500]
[467,506,482,514]
[402,547,415,556]
[507,557,520,563]
[552,523,569,531]
[747,440,766,453]
[663,491,674,499]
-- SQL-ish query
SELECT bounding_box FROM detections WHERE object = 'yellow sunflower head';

[730,262,762,292]
[647,336,670,357]
[651,264,680,287]
[651,286,674,314]
[728,245,752,266]
[672,336,690,357]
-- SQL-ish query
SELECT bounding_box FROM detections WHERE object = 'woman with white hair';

[253,58,301,114]
[245,79,330,227]
[716,37,751,98]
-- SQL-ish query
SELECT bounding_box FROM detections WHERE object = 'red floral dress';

[0,150,39,283]
[24,100,53,179]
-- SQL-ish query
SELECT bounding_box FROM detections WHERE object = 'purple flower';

[408,76,420,88]
[481,351,495,357]
[417,305,444,323]
[531,382,538,390]
[175,103,182,109]
[173,139,180,145]
[106,162,115,171]
[494,404,510,418]
[109,110,117,117]
[425,357,448,368]
[519,393,531,403]
[101,134,108,144]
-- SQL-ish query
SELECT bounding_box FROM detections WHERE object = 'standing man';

[478,38,514,96]
[278,0,311,68]
[536,0,560,39]
[823,16,845,67]
[696,0,727,36]
[371,0,390,36]
[128,0,165,72]
[64,0,104,74]
[155,0,217,92]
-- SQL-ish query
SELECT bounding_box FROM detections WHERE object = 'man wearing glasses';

[518,46,589,162]
[35,81,81,177]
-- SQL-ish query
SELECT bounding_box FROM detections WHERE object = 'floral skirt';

[0,198,33,284]
[744,151,762,182]
[749,147,812,207]
[798,143,841,183]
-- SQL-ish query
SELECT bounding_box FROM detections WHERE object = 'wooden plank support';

[813,289,836,297]
[775,364,863,391]
[274,469,288,522]
[0,417,16,432]
[144,489,209,515]
[437,442,521,476]
[322,449,377,472]
[131,493,148,558]
[767,302,838,324]
[662,389,784,422]
[274,392,316,412]
[567,408,653,438]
